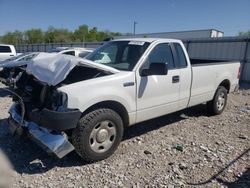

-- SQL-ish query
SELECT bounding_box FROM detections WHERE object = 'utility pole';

[133,21,138,35]
[82,35,85,47]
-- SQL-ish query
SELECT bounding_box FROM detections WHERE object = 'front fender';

[58,72,136,115]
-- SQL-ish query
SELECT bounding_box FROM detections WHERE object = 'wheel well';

[219,79,230,93]
[83,101,129,128]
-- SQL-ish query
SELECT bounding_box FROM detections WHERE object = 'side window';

[0,46,11,53]
[147,43,175,69]
[63,51,76,56]
[174,43,187,68]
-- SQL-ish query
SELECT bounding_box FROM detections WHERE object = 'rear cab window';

[0,46,11,53]
[62,51,76,56]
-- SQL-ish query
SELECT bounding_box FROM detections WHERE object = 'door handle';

[10,55,14,56]
[123,82,135,87]
[172,75,180,83]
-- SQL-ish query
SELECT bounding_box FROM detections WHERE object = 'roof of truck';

[0,44,15,47]
[114,38,182,43]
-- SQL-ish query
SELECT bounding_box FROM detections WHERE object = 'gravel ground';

[0,82,249,188]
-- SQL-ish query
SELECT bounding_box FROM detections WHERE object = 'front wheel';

[207,86,228,115]
[72,108,124,162]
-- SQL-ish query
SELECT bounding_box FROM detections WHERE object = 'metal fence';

[14,36,250,83]
[15,42,102,53]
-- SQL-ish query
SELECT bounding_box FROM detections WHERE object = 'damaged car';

[0,48,94,87]
[0,52,38,86]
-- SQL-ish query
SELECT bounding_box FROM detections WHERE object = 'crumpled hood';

[26,52,119,86]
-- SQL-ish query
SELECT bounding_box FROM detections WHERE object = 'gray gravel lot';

[0,82,249,188]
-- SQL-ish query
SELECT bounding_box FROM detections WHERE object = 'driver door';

[136,43,180,123]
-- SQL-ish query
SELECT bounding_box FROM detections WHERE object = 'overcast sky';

[0,0,249,36]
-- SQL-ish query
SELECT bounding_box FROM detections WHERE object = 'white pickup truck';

[0,44,16,61]
[7,38,240,161]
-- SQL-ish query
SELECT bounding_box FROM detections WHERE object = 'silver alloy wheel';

[89,120,117,153]
[217,92,225,111]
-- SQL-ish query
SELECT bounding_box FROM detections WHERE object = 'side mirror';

[141,63,168,76]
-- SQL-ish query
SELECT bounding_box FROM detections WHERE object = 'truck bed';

[190,58,233,65]
[188,60,240,108]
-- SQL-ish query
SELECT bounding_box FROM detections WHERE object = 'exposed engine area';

[0,66,25,87]
[11,65,111,122]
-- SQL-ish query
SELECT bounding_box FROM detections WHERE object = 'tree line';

[1,26,249,45]
[0,25,122,44]
[238,30,250,37]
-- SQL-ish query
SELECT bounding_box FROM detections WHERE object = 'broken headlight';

[52,91,68,110]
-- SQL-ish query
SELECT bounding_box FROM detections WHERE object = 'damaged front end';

[0,66,25,87]
[7,73,82,158]
[8,104,76,158]
[7,53,117,158]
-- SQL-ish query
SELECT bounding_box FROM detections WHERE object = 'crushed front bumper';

[30,107,81,131]
[8,103,75,158]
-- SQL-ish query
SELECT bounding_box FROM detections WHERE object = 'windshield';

[85,41,150,71]
[6,53,29,61]
[5,52,37,62]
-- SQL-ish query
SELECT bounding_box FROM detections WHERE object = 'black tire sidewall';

[73,109,124,161]
[211,86,228,115]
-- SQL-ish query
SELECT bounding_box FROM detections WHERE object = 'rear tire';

[72,108,124,162]
[207,86,228,115]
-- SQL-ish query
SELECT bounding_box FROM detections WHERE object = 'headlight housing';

[52,91,68,110]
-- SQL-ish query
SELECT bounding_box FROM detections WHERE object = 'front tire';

[207,86,228,115]
[72,108,124,162]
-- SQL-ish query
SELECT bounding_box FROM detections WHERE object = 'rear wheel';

[72,108,124,162]
[207,86,228,115]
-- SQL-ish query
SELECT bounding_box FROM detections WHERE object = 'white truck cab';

[0,44,16,61]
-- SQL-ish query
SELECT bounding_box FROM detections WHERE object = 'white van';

[0,44,17,61]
